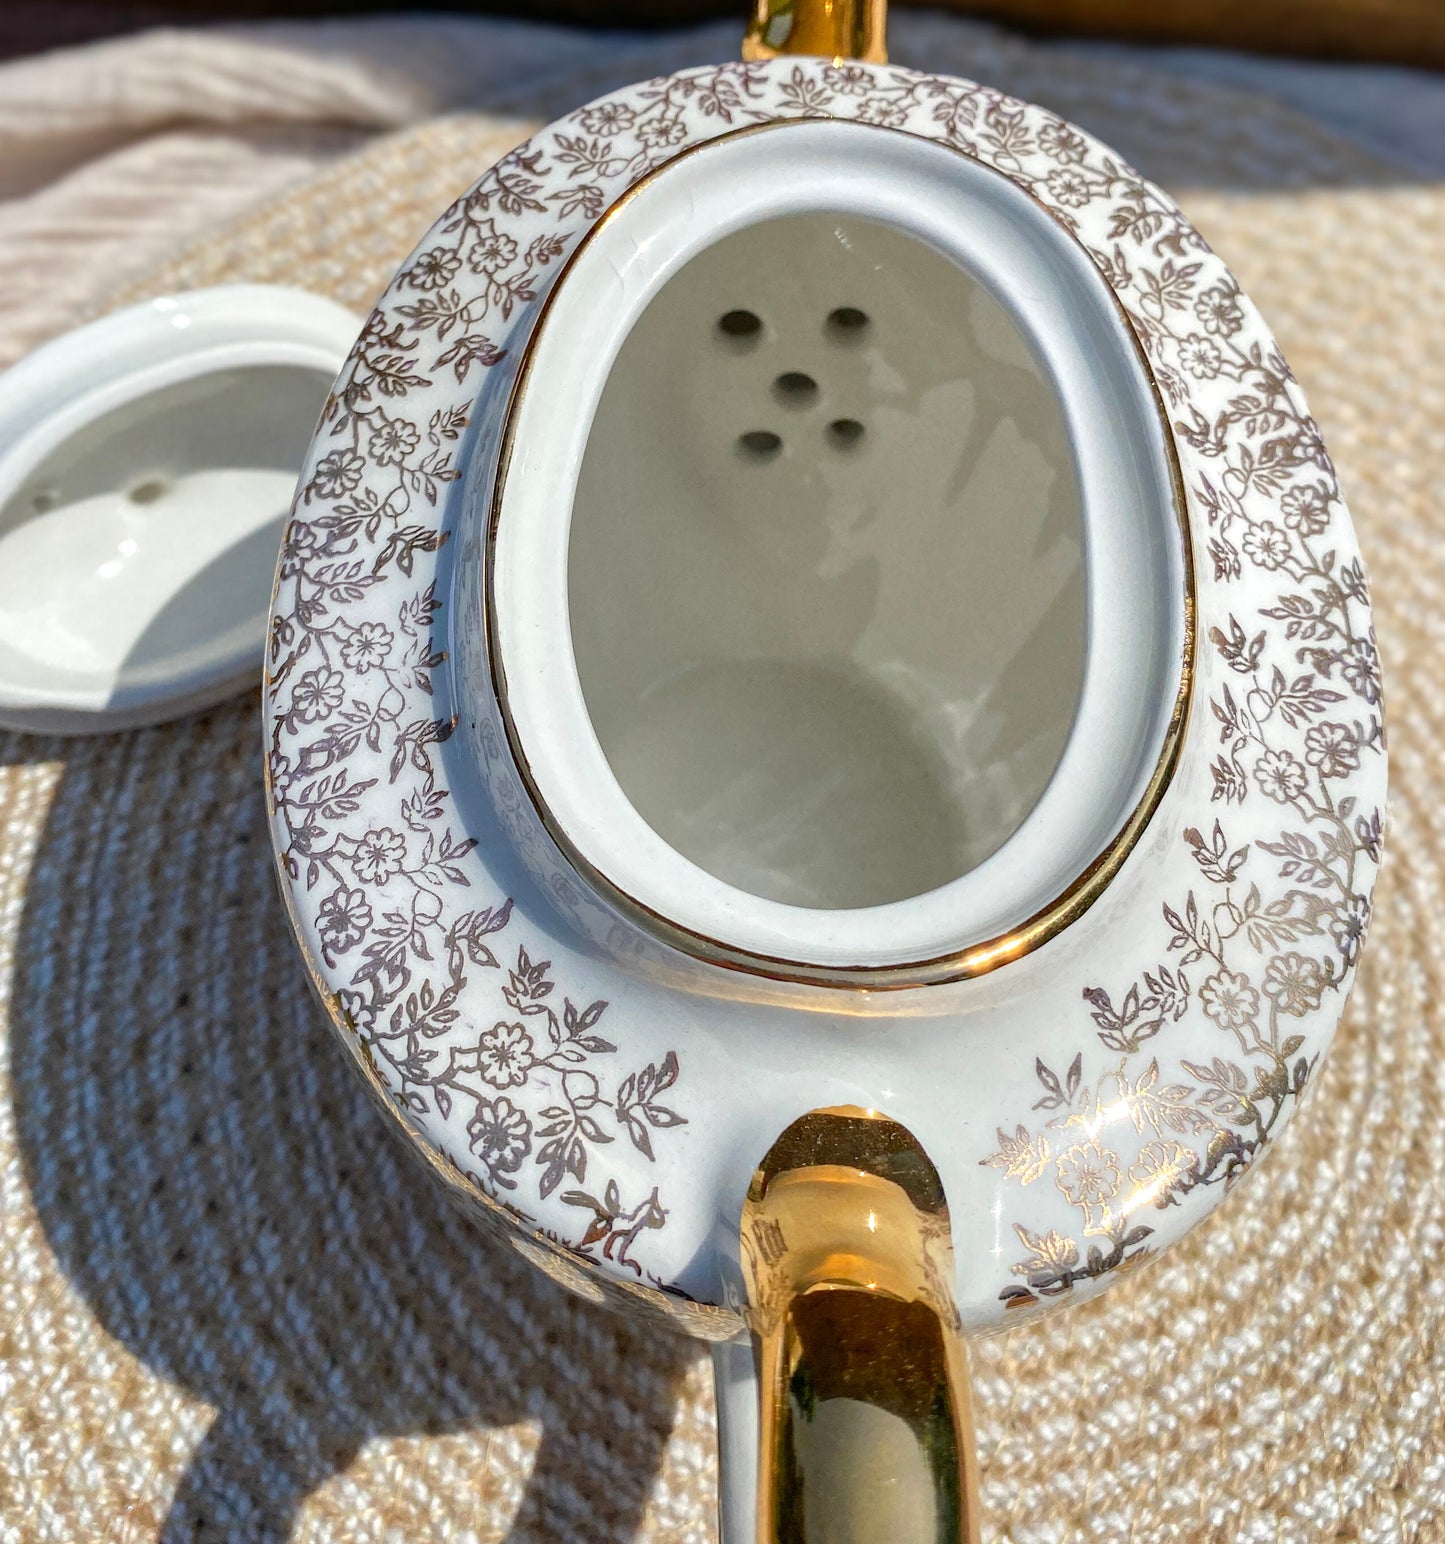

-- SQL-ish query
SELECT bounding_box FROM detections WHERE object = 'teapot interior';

[569,213,1084,910]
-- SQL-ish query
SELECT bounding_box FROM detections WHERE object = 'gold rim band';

[483,117,1195,993]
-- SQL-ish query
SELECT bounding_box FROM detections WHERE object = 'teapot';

[265,0,1386,1535]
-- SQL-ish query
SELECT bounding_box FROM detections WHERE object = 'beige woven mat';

[3,23,1445,1543]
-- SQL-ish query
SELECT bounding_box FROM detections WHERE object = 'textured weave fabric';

[2,17,1444,1543]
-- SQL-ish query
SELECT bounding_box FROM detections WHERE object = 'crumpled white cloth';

[0,11,1442,373]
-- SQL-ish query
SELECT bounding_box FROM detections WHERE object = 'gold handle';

[740,1108,981,1544]
[743,0,888,63]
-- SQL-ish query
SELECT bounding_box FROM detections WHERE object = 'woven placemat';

[3,23,1443,1542]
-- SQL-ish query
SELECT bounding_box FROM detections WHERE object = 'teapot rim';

[485,116,1194,985]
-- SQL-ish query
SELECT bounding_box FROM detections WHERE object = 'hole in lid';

[0,362,333,701]
[738,430,782,460]
[826,307,870,341]
[826,418,865,450]
[772,372,819,407]
[127,477,169,506]
[717,309,763,342]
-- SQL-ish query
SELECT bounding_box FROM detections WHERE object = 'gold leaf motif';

[1010,1224,1079,1278]
[1118,1059,1215,1137]
[981,1125,1051,1185]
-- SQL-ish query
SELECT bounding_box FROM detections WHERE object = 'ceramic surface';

[266,61,1385,1338]
[0,285,358,734]
[493,122,1186,975]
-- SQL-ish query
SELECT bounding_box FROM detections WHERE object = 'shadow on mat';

[7,700,701,1542]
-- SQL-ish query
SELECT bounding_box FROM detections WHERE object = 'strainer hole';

[827,418,865,450]
[772,371,818,406]
[738,430,782,460]
[717,309,763,342]
[826,307,870,342]
[127,477,169,505]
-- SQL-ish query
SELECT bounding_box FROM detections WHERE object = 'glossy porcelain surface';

[571,211,1085,913]
[498,126,1184,971]
[0,285,358,734]
[266,62,1384,1344]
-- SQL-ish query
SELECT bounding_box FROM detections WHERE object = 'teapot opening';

[488,120,1186,974]
[569,212,1085,911]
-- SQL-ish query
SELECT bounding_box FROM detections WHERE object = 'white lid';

[0,284,360,734]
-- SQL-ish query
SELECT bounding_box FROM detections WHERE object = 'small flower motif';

[1011,1224,1079,1279]
[636,114,689,150]
[340,620,394,673]
[1330,895,1372,966]
[371,418,420,467]
[1242,521,1291,571]
[1281,481,1332,538]
[1055,1141,1121,1209]
[1129,1140,1198,1204]
[1340,637,1382,704]
[310,449,365,500]
[855,97,908,128]
[1045,167,1092,207]
[822,63,872,95]
[579,101,635,136]
[1178,333,1223,380]
[317,886,373,955]
[1263,952,1326,1017]
[468,1095,532,1177]
[278,521,319,579]
[1253,749,1308,804]
[477,1021,536,1089]
[352,827,406,884]
[469,220,519,275]
[291,666,345,724]
[1200,969,1260,1032]
[1305,721,1360,779]
[1039,119,1087,162]
[407,246,461,290]
[1194,283,1243,337]
[336,989,377,1035]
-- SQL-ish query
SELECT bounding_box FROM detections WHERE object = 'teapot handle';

[718,1106,983,1544]
[724,12,979,1539]
[743,0,888,63]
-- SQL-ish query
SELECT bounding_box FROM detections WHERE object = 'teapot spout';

[742,0,887,63]
[737,1107,980,1543]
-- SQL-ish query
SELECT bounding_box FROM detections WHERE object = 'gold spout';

[742,0,887,63]
[741,1107,980,1544]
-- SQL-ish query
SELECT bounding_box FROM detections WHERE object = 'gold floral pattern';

[266,57,1384,1317]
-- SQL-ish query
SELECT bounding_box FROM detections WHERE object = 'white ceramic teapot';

[266,2,1386,1535]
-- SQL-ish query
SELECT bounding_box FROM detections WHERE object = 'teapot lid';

[0,284,358,735]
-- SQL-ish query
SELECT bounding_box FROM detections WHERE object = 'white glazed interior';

[492,122,1186,970]
[569,212,1085,912]
[0,286,357,734]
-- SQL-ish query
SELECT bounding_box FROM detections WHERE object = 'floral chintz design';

[268,57,1383,1314]
[266,112,694,1283]
[979,106,1383,1308]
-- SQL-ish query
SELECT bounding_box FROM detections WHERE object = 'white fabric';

[1,12,1443,372]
